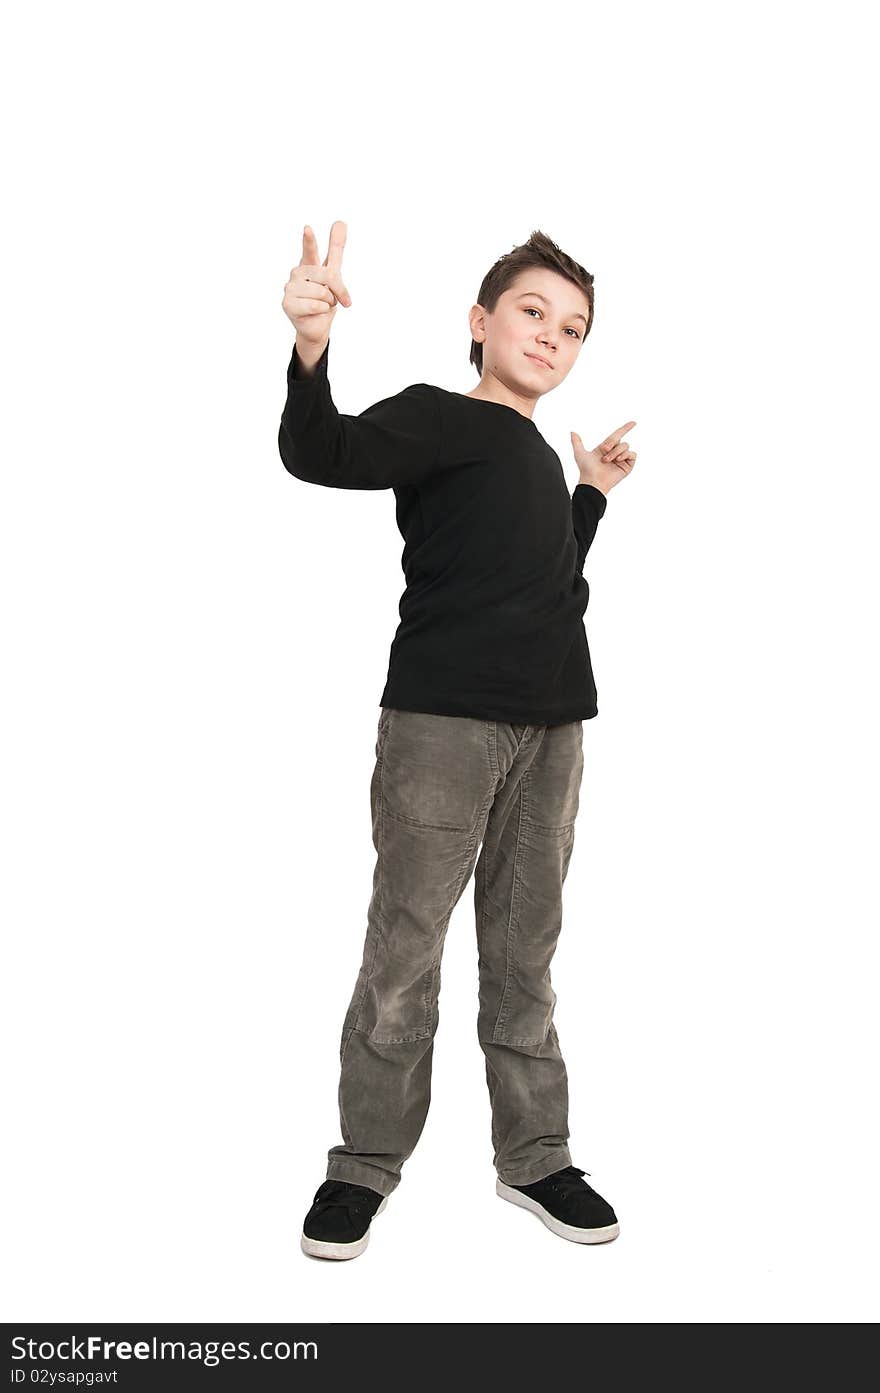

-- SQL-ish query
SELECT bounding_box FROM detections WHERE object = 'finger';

[298,266,351,307]
[324,219,348,271]
[289,286,336,308]
[599,421,637,451]
[298,224,322,267]
[286,297,337,316]
[299,273,336,303]
[290,272,336,297]
[327,273,351,306]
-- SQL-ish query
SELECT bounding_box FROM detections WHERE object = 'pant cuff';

[497,1150,573,1187]
[326,1159,399,1199]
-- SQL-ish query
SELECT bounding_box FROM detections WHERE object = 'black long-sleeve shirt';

[278,340,608,725]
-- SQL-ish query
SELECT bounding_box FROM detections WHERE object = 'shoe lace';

[546,1165,598,1198]
[311,1181,378,1217]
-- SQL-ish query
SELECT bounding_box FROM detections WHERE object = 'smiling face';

[469,267,592,405]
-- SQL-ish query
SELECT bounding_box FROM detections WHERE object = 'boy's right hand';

[282,220,352,349]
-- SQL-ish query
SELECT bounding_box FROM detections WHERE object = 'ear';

[468,305,487,342]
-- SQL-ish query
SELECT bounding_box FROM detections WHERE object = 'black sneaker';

[497,1165,619,1244]
[300,1179,389,1260]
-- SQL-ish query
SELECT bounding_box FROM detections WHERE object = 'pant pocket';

[380,710,490,832]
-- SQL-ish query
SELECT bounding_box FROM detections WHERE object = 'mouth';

[525,352,553,370]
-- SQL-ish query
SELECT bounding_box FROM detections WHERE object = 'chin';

[520,353,556,380]
[519,367,552,391]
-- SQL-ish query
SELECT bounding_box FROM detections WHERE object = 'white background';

[3,0,877,1324]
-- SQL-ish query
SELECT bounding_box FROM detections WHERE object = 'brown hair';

[469,229,594,375]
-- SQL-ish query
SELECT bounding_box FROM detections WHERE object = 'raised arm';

[278,221,442,489]
[571,483,607,575]
[568,418,639,573]
[278,339,442,490]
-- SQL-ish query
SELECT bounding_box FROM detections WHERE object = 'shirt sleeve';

[571,483,607,574]
[278,339,442,490]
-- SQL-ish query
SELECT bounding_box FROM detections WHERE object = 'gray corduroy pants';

[326,707,585,1198]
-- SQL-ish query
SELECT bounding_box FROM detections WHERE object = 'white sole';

[496,1179,619,1244]
[300,1194,388,1260]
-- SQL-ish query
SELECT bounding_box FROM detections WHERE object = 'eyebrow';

[515,290,589,329]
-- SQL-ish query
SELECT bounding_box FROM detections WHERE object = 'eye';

[522,306,580,339]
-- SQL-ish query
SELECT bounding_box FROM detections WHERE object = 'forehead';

[506,270,590,321]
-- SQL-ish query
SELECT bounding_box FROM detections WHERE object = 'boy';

[279,221,636,1259]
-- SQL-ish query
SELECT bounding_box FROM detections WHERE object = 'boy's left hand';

[570,421,637,495]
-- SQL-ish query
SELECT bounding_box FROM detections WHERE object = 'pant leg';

[473,719,585,1187]
[326,708,500,1197]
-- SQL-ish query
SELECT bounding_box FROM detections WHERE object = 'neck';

[465,371,538,420]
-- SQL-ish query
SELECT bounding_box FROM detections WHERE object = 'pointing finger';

[606,420,636,446]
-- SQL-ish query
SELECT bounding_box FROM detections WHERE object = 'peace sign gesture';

[570,421,637,495]
[282,219,353,348]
